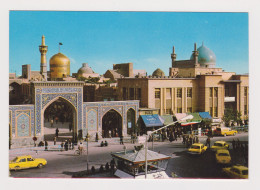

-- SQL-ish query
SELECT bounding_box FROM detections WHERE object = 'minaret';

[192,43,199,65]
[39,35,48,80]
[171,46,177,67]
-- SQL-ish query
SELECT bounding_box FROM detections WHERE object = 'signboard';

[224,97,235,102]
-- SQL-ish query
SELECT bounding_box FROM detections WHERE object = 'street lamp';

[144,114,193,179]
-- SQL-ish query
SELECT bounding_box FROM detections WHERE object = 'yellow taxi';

[211,141,229,151]
[9,155,47,170]
[222,165,248,179]
[215,127,238,137]
[188,143,207,155]
[215,149,231,164]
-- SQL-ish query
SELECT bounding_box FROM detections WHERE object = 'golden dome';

[49,53,70,79]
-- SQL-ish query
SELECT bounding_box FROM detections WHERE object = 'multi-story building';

[118,43,249,122]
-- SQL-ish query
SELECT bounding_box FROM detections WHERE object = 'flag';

[59,42,63,45]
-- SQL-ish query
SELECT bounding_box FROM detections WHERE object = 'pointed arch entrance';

[102,109,122,138]
[127,108,136,135]
[42,97,77,142]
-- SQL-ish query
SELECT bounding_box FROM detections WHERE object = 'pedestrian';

[69,122,72,132]
[60,141,64,151]
[55,116,58,124]
[120,135,124,145]
[55,128,59,137]
[78,141,83,155]
[205,136,211,148]
[101,141,104,147]
[50,119,54,127]
[68,139,72,150]
[169,133,174,142]
[44,140,48,151]
[95,132,99,142]
[110,158,116,174]
[104,140,108,146]
[53,136,56,145]
[182,135,186,144]
[174,131,178,141]
[64,140,68,151]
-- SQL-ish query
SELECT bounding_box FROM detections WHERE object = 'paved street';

[9,132,248,179]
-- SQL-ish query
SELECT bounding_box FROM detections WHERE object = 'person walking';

[55,116,58,124]
[44,140,48,151]
[68,139,72,150]
[55,128,59,137]
[64,140,68,151]
[78,141,83,155]
[60,141,64,151]
[120,135,124,145]
[205,136,211,148]
[50,119,54,127]
[53,136,56,145]
[110,158,116,174]
[174,131,178,141]
[69,123,72,132]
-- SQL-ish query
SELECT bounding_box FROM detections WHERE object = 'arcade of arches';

[9,81,139,148]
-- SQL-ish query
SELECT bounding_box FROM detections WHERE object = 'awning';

[160,115,174,125]
[174,113,188,121]
[141,114,164,127]
[181,122,200,126]
[189,112,202,122]
[198,112,212,119]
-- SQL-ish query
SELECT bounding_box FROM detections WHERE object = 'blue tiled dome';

[190,43,216,68]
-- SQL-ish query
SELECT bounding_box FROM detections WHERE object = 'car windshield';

[242,170,248,175]
[214,143,223,147]
[218,153,229,156]
[12,157,18,162]
[191,146,200,149]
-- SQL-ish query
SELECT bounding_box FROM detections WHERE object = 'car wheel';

[37,163,43,168]
[224,133,227,137]
[14,166,20,171]
[233,132,236,136]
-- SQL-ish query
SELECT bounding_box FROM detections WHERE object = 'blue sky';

[9,11,248,76]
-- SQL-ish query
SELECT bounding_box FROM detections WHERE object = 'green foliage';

[200,118,212,129]
[222,108,242,127]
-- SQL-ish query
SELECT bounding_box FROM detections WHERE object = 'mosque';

[117,43,248,134]
[9,36,249,148]
[9,36,139,148]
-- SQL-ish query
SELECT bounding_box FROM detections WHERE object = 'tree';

[200,118,212,129]
[222,108,242,127]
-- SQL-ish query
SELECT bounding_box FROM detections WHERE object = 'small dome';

[190,43,216,68]
[152,68,165,77]
[77,63,94,75]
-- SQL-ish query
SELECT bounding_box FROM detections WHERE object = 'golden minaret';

[39,35,48,80]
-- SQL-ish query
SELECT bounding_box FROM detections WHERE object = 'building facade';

[118,43,249,122]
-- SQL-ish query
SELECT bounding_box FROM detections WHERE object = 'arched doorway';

[9,82,22,105]
[127,108,136,135]
[43,97,77,143]
[102,109,122,138]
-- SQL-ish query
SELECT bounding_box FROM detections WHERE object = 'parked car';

[188,143,207,155]
[215,127,238,137]
[9,155,47,170]
[211,141,229,151]
[222,165,248,179]
[215,149,231,164]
